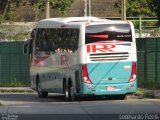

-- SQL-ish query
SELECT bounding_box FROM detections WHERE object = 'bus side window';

[70,29,79,51]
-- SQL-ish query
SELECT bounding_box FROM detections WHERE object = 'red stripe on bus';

[87,35,108,39]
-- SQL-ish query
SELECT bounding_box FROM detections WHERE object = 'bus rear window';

[85,24,132,44]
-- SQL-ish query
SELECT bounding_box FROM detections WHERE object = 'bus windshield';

[85,24,132,44]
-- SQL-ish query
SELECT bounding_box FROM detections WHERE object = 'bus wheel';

[64,81,74,101]
[37,81,48,98]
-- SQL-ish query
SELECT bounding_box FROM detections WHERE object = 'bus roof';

[35,17,131,28]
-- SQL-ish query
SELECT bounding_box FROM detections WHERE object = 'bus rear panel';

[80,23,137,96]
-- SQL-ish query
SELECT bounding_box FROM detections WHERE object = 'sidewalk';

[0,87,34,93]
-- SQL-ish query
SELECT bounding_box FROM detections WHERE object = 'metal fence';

[0,20,160,41]
[136,29,160,38]
[0,41,30,86]
[136,37,160,89]
[0,24,34,41]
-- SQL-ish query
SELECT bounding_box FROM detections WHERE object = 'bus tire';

[64,80,74,101]
[37,80,48,98]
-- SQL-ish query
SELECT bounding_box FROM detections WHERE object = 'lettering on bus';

[87,44,116,53]
[55,48,73,53]
[61,55,68,66]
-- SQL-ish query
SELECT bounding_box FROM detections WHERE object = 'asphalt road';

[0,93,160,120]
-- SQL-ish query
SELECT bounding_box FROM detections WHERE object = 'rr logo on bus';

[61,55,68,66]
[87,44,116,53]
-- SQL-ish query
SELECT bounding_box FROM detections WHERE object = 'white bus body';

[30,17,137,101]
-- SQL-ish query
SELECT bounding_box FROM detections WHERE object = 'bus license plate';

[106,86,116,90]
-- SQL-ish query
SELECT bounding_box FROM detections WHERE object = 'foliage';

[136,88,155,99]
[115,0,160,26]
[30,0,73,20]
[4,12,16,21]
[115,0,160,17]
[30,0,45,11]
[0,0,73,22]
[50,0,73,14]
[0,0,21,22]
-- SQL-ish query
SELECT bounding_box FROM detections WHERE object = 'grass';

[136,88,155,99]
[0,82,30,87]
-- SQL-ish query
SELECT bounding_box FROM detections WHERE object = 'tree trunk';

[34,3,39,22]
[3,0,10,18]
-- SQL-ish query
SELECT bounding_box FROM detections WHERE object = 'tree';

[115,0,159,17]
[30,0,73,21]
[149,0,160,19]
[50,0,72,14]
[30,0,45,21]
[3,0,10,17]
[0,0,22,22]
[115,0,160,27]
[0,0,73,22]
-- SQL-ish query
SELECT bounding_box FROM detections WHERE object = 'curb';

[0,87,34,93]
[0,87,160,99]
[127,95,139,99]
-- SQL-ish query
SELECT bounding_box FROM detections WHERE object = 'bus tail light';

[82,64,93,84]
[128,62,136,82]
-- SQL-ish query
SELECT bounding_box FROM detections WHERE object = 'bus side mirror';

[23,40,30,54]
[24,43,28,54]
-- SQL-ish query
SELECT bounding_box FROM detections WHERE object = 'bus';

[30,17,137,101]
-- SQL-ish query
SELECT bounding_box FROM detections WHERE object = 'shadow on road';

[0,93,64,103]
[0,92,126,104]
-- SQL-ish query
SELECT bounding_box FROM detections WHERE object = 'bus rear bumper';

[80,80,137,96]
